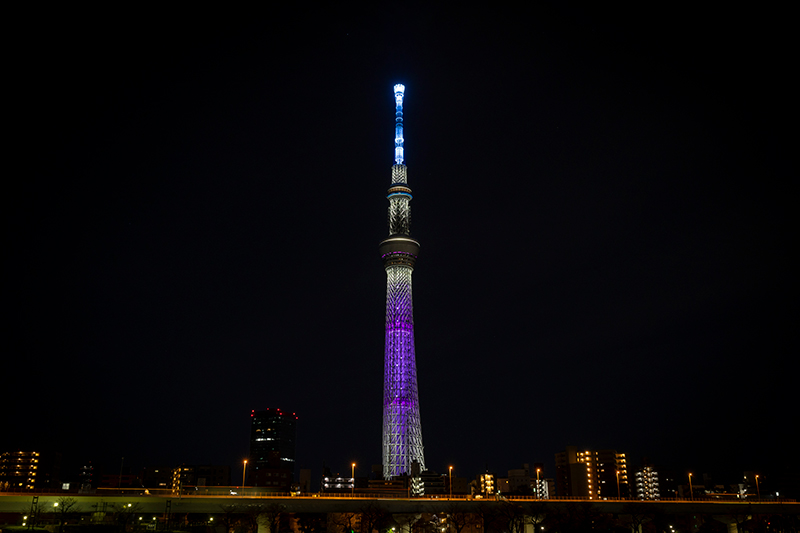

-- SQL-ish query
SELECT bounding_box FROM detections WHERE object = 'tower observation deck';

[380,84,425,479]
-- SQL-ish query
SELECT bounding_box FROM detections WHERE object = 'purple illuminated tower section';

[380,84,425,479]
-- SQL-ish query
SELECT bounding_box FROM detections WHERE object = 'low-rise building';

[0,451,61,490]
[634,465,660,500]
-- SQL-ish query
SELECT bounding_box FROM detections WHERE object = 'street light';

[242,460,248,488]
[352,463,356,496]
[688,473,693,501]
[615,470,621,499]
[755,475,761,500]
[536,468,541,499]
[449,466,453,500]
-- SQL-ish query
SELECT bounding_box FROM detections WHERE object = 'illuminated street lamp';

[688,473,694,501]
[616,470,621,499]
[755,475,761,500]
[242,460,248,487]
[449,466,453,500]
[352,463,356,496]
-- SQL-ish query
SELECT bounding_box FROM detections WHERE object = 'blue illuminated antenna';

[394,84,405,164]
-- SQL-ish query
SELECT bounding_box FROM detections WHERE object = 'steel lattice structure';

[380,84,425,479]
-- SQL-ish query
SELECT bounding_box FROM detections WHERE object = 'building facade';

[634,465,661,500]
[555,446,629,499]
[507,464,532,493]
[320,467,354,493]
[472,471,497,497]
[171,465,231,492]
[249,408,297,488]
[0,451,60,491]
[533,477,551,499]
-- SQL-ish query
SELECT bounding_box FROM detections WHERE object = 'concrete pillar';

[257,515,270,533]
[524,520,535,533]
[715,514,750,533]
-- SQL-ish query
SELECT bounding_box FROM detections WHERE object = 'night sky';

[6,6,795,490]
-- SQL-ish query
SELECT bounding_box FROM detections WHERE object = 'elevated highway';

[1,491,797,516]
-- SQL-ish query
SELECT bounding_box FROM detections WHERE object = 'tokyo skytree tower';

[379,84,425,478]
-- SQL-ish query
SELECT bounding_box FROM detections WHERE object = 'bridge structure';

[1,492,798,533]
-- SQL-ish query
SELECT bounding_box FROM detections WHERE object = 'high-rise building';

[380,84,425,479]
[249,408,297,488]
[555,446,629,499]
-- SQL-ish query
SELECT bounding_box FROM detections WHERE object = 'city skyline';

[0,443,788,501]
[4,5,794,494]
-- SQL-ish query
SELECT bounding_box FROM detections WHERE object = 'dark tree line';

[12,499,799,533]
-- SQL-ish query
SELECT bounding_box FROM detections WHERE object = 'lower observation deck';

[380,235,420,268]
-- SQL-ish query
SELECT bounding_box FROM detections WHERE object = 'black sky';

[5,5,795,491]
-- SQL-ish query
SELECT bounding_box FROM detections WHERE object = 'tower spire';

[380,84,425,481]
[394,84,405,165]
